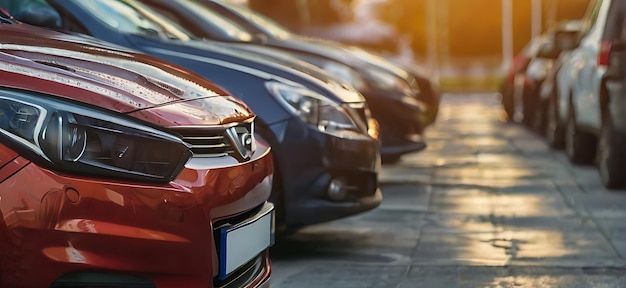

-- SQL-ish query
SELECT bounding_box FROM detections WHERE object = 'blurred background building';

[243,0,590,90]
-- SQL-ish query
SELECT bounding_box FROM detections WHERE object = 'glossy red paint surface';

[0,24,254,126]
[0,143,272,287]
[0,24,273,287]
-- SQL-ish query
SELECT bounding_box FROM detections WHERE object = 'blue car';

[135,0,434,162]
[5,0,382,230]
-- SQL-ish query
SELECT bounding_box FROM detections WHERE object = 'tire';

[381,153,402,165]
[521,105,535,127]
[598,113,626,189]
[565,105,596,164]
[501,86,514,121]
[531,99,547,134]
[521,88,535,127]
[545,96,564,148]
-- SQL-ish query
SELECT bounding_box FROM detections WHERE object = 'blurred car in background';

[538,21,582,148]
[0,23,274,287]
[526,21,585,134]
[500,29,562,126]
[555,0,626,189]
[136,0,438,163]
[6,0,383,229]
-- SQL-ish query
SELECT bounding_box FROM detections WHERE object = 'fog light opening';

[65,188,80,204]
[328,177,349,201]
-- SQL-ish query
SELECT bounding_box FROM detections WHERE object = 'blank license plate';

[218,204,274,280]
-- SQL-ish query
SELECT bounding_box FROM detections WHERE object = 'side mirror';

[554,30,579,52]
[15,4,62,29]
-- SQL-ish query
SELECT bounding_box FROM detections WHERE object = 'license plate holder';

[218,205,274,280]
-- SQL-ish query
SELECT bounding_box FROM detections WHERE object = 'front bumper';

[0,143,274,288]
[413,73,441,126]
[365,91,428,157]
[269,118,382,229]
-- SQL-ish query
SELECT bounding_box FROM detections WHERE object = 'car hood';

[213,42,366,103]
[267,35,412,81]
[0,24,253,126]
[127,35,365,103]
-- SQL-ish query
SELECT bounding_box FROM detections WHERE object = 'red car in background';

[0,23,274,288]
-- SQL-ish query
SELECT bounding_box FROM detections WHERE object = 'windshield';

[179,0,253,42]
[74,0,194,40]
[222,2,291,39]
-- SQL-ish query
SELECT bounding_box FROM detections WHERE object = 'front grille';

[213,255,264,288]
[171,120,255,161]
[175,128,234,157]
[50,272,155,288]
[213,204,264,229]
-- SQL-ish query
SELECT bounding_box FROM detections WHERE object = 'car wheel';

[565,105,596,164]
[545,96,564,148]
[521,91,534,127]
[501,86,514,121]
[530,99,547,134]
[598,113,626,189]
[381,153,402,165]
[522,105,535,127]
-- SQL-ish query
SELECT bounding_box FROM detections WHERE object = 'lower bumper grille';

[213,255,265,288]
[49,272,155,288]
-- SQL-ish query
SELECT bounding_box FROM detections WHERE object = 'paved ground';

[269,93,626,288]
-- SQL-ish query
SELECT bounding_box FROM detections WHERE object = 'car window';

[72,0,193,41]
[580,0,604,36]
[222,2,291,39]
[178,0,254,42]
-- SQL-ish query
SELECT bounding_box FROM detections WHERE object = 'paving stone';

[271,93,626,287]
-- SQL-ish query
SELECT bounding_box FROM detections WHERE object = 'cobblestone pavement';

[270,93,626,288]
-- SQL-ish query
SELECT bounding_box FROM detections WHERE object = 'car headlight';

[320,61,367,91]
[266,82,364,135]
[363,67,414,94]
[0,89,192,183]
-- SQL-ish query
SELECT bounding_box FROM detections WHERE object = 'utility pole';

[501,0,514,71]
[426,0,438,76]
[531,0,543,38]
[439,0,450,72]
[297,0,310,26]
[546,0,558,29]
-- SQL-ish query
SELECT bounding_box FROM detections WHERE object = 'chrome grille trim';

[169,118,255,161]
[225,121,254,162]
[171,128,233,158]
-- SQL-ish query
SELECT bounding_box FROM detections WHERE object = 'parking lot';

[270,93,626,287]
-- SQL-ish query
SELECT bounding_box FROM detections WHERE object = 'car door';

[570,0,611,132]
[557,0,605,128]
[602,0,626,133]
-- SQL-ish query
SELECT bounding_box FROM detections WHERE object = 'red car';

[0,24,274,288]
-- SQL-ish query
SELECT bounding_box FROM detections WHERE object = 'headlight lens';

[266,82,363,134]
[0,89,192,183]
[364,67,412,93]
